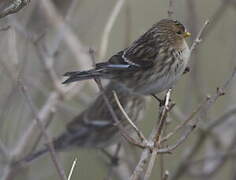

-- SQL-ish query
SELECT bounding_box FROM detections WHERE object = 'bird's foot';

[152,94,175,110]
[151,94,166,107]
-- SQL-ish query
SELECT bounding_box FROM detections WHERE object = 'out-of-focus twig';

[34,43,64,95]
[203,0,230,37]
[0,0,30,19]
[168,0,174,17]
[39,0,92,70]
[0,139,9,161]
[187,132,236,178]
[185,0,204,102]
[170,68,236,180]
[99,0,125,59]
[19,81,67,180]
[124,1,132,47]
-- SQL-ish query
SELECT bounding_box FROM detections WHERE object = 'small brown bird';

[21,82,145,162]
[63,19,191,95]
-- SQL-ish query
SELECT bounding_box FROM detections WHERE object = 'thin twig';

[186,0,204,102]
[161,98,207,143]
[67,158,77,180]
[99,0,125,59]
[18,81,67,180]
[124,1,132,47]
[190,20,209,53]
[143,89,172,180]
[34,43,64,95]
[113,91,147,143]
[154,89,172,144]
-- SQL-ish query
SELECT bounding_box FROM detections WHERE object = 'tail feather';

[63,71,81,76]
[62,61,133,84]
[62,69,101,84]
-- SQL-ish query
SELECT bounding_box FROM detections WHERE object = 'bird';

[18,82,145,163]
[62,19,191,96]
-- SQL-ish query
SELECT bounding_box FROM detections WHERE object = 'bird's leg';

[152,93,175,110]
[183,66,190,75]
[151,94,166,107]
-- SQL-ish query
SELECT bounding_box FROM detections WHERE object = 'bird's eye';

[176,30,182,35]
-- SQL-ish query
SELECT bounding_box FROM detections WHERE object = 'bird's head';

[153,19,191,48]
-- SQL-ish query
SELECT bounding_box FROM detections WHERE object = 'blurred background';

[0,0,236,179]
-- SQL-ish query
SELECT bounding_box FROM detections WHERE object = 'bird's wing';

[107,49,154,71]
[107,28,164,70]
[122,31,162,69]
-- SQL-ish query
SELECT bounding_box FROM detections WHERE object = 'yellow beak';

[184,31,191,38]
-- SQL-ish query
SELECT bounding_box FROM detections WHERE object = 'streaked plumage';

[63,19,190,95]
[20,82,145,162]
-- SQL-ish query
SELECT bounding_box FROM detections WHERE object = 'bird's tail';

[62,62,133,84]
[62,68,102,84]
